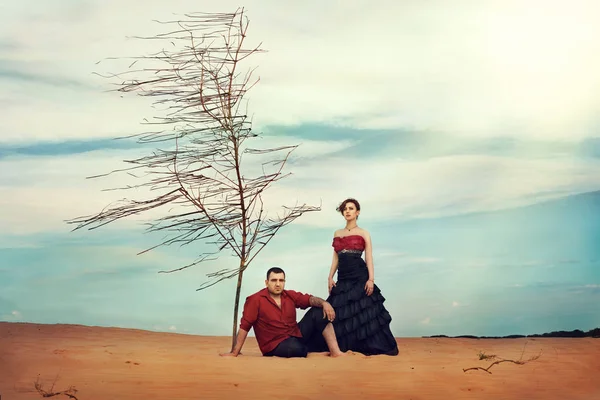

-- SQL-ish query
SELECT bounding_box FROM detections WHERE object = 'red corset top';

[332,235,365,253]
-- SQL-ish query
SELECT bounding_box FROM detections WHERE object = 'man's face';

[265,272,285,295]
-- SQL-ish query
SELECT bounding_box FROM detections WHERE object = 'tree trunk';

[231,265,245,350]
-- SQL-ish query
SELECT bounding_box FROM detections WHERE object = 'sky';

[1,0,599,338]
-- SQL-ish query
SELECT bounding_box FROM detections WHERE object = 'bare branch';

[463,344,542,374]
[34,375,79,400]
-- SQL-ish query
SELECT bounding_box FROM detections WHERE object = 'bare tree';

[67,8,320,350]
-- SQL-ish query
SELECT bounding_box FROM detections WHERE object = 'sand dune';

[1,322,598,400]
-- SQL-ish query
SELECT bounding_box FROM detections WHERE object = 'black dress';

[301,235,399,356]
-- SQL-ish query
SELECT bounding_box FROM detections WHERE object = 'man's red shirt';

[239,288,312,354]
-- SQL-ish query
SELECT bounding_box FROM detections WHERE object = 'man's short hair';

[266,267,285,280]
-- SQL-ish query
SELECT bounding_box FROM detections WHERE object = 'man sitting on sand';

[220,267,347,358]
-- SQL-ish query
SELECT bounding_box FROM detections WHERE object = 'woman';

[302,198,399,356]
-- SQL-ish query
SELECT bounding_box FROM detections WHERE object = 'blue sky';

[1,0,600,337]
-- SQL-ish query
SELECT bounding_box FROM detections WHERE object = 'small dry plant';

[464,341,542,374]
[34,374,79,399]
[477,351,497,360]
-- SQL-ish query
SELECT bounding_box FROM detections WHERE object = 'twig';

[34,375,79,399]
[463,346,542,374]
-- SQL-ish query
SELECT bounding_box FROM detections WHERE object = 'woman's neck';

[345,222,357,231]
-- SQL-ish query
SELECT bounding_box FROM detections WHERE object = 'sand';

[0,322,598,400]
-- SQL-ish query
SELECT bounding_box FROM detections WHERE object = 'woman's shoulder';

[353,227,370,239]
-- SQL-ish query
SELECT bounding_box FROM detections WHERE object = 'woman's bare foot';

[310,352,331,357]
[330,350,352,357]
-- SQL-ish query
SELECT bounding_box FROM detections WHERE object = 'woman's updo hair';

[336,198,361,216]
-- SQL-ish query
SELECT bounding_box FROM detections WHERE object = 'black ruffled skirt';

[303,252,399,356]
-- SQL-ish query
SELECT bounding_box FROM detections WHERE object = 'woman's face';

[342,202,360,221]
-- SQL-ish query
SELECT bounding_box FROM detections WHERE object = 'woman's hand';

[328,277,336,293]
[364,279,374,296]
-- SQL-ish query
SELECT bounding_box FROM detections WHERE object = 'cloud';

[1,310,22,321]
[0,39,19,52]
[570,284,600,294]
[3,136,600,235]
[0,133,356,234]
[507,282,600,296]
[2,0,600,143]
[0,77,155,144]
[377,251,409,258]
[406,257,441,265]
[0,138,147,160]
[420,317,431,325]
[268,153,600,229]
[449,300,471,308]
[0,64,90,88]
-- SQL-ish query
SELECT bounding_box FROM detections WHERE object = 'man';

[220,267,346,358]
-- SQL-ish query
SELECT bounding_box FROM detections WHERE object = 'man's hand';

[322,301,336,322]
[219,352,238,357]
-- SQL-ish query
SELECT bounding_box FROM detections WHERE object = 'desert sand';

[0,322,598,400]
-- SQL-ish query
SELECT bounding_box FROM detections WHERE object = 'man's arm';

[309,295,327,307]
[309,295,336,322]
[226,328,250,356]
[220,296,257,357]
